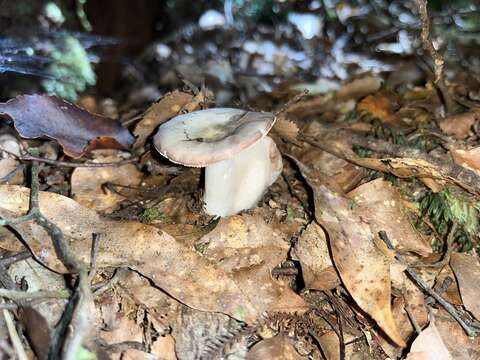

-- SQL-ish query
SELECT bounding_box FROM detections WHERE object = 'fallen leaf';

[151,335,177,360]
[439,111,480,140]
[0,95,134,158]
[246,335,306,360]
[298,146,365,194]
[317,331,340,360]
[291,222,340,290]
[450,252,480,321]
[433,310,480,359]
[335,76,383,99]
[295,162,405,347]
[347,178,432,256]
[133,91,194,148]
[451,147,480,175]
[0,186,294,323]
[406,319,452,360]
[196,212,308,315]
[71,150,143,213]
[357,93,395,123]
[0,133,24,185]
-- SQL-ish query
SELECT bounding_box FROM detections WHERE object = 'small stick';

[3,305,28,360]
[0,288,70,301]
[379,231,477,337]
[411,0,454,114]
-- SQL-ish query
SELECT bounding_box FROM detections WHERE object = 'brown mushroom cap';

[153,108,276,167]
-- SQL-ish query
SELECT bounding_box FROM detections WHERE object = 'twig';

[302,129,480,197]
[88,233,101,284]
[1,148,139,168]
[379,231,477,337]
[0,288,69,301]
[411,0,454,114]
[0,159,94,358]
[0,251,31,268]
[3,304,28,360]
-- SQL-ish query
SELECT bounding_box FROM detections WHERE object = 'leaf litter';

[2,2,480,360]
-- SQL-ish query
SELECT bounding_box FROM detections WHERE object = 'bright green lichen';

[42,36,96,101]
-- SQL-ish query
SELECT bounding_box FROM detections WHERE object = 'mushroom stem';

[204,136,282,217]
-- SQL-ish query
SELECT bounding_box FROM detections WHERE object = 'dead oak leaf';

[450,252,480,321]
[347,178,432,256]
[295,162,405,347]
[0,185,266,323]
[71,150,143,213]
[0,95,134,158]
[133,91,194,148]
[196,213,308,315]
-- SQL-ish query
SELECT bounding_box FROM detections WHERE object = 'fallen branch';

[302,128,480,196]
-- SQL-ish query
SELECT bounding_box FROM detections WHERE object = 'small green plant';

[139,208,170,224]
[420,188,480,251]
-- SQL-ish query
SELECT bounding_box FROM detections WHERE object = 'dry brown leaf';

[0,186,294,323]
[151,335,177,360]
[133,91,194,148]
[439,111,480,140]
[406,319,452,360]
[291,222,340,291]
[71,150,143,213]
[296,162,405,347]
[0,95,134,158]
[347,178,432,256]
[0,133,24,185]
[196,212,308,315]
[451,147,480,175]
[297,146,365,194]
[246,336,306,360]
[450,252,480,321]
[317,331,340,360]
[434,310,480,359]
[336,76,383,99]
[357,93,395,123]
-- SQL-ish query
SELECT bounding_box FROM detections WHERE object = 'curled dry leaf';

[295,162,405,347]
[133,91,194,148]
[291,222,340,291]
[0,186,295,323]
[357,93,396,123]
[450,252,480,321]
[439,111,480,140]
[196,212,308,315]
[347,178,432,256]
[451,147,480,176]
[406,318,452,360]
[71,150,143,213]
[0,95,134,158]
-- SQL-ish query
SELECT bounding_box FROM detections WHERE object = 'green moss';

[139,208,170,224]
[42,36,96,101]
[420,188,480,251]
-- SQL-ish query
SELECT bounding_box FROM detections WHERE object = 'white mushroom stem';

[204,136,282,217]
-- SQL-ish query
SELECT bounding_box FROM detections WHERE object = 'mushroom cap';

[153,108,276,167]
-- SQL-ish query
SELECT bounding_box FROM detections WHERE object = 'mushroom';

[153,108,282,217]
